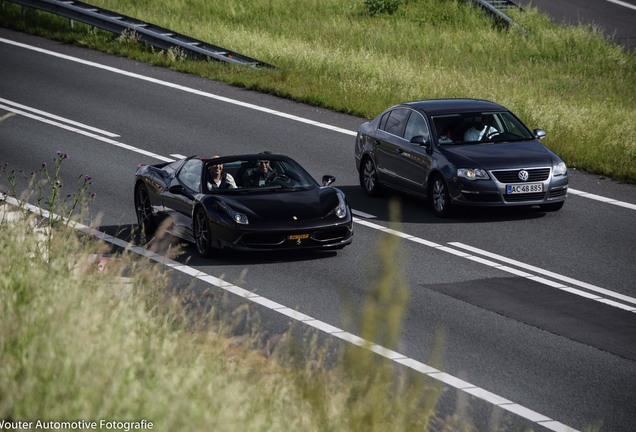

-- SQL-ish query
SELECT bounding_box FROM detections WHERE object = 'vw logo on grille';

[518,170,529,181]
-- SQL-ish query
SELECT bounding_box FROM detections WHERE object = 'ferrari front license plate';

[288,234,309,240]
[506,183,543,194]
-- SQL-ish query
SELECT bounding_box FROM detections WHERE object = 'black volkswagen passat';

[354,99,568,217]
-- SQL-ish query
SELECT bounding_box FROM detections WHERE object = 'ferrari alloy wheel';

[135,183,156,238]
[430,175,453,217]
[193,207,215,257]
[360,157,381,196]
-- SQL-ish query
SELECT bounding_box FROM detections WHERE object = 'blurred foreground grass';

[1,185,477,430]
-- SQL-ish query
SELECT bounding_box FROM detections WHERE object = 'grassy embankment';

[1,0,635,183]
[1,156,459,431]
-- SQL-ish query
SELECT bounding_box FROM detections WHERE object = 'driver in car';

[243,159,277,186]
[463,117,498,142]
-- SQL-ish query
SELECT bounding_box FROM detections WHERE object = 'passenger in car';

[207,156,237,190]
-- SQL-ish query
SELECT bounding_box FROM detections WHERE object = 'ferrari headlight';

[333,192,348,219]
[553,161,567,176]
[457,168,489,181]
[219,201,249,225]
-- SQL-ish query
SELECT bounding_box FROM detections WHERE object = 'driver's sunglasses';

[257,160,270,165]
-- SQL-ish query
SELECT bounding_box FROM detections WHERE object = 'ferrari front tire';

[193,207,215,258]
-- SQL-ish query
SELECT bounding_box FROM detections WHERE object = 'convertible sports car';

[354,99,568,217]
[134,153,353,256]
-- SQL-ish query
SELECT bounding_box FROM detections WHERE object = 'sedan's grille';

[504,192,546,202]
[491,168,551,183]
[463,193,501,203]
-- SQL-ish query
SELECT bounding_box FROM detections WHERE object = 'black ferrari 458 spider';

[134,153,353,257]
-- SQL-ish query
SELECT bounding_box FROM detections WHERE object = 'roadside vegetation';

[1,0,635,182]
[1,156,473,431]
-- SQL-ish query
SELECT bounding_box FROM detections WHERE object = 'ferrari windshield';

[431,111,533,144]
[203,156,319,194]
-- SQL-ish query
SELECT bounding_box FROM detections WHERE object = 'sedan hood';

[219,188,340,222]
[441,140,554,170]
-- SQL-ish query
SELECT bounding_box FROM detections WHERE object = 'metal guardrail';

[4,0,274,69]
[468,0,523,28]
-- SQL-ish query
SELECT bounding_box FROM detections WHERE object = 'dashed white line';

[449,242,636,308]
[0,102,173,163]
[353,217,636,312]
[0,97,120,138]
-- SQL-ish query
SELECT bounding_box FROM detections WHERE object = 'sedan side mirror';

[533,128,547,139]
[322,175,336,186]
[410,135,431,150]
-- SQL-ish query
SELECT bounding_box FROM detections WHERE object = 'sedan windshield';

[204,157,318,194]
[432,111,533,145]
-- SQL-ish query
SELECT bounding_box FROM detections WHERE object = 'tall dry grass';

[1,158,465,430]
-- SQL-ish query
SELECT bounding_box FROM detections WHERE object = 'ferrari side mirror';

[322,175,336,186]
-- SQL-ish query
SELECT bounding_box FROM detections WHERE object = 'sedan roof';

[400,99,507,115]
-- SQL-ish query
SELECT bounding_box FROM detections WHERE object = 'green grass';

[2,0,635,182]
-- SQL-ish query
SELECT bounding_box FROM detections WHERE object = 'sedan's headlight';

[331,192,348,219]
[219,201,249,225]
[457,168,489,180]
[553,161,567,176]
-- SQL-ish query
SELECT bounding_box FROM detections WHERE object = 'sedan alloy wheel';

[430,175,453,217]
[360,157,381,196]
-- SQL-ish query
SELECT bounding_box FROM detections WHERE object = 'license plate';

[288,234,309,240]
[506,183,543,194]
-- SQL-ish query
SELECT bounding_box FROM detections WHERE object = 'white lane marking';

[2,194,579,432]
[607,0,636,10]
[449,242,636,307]
[351,209,376,219]
[0,97,120,137]
[353,217,636,312]
[2,37,634,211]
[0,38,356,137]
[170,154,188,159]
[568,188,636,210]
[0,103,173,163]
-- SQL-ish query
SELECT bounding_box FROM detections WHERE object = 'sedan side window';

[177,159,203,191]
[383,108,410,137]
[403,111,430,142]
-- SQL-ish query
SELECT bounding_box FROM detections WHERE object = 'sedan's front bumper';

[449,168,568,207]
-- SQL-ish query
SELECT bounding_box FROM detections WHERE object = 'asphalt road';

[1,27,636,432]
[516,0,636,50]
